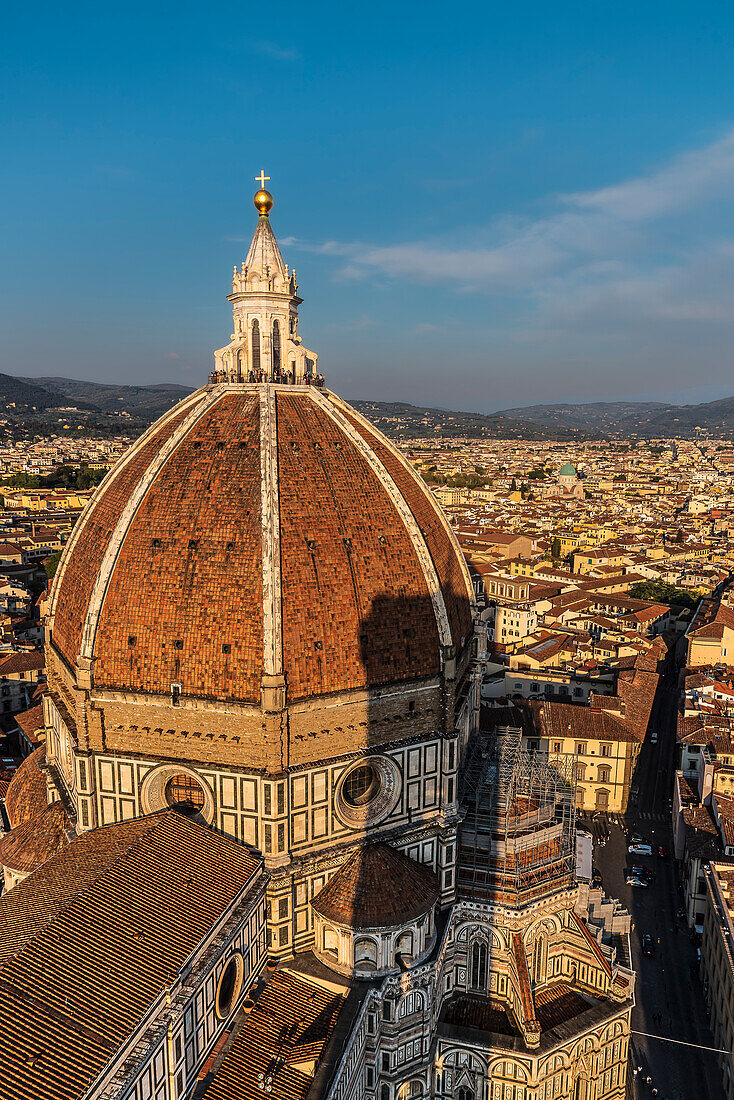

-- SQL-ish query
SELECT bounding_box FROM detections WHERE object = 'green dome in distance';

[558,461,577,476]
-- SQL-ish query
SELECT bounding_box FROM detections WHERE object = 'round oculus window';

[165,773,206,816]
[140,764,214,823]
[342,763,380,807]
[335,756,402,828]
[215,954,244,1020]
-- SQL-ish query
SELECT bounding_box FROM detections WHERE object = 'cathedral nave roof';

[0,811,261,1100]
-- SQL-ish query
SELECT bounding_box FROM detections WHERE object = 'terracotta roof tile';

[0,812,261,1100]
[204,970,345,1100]
[276,395,440,698]
[94,394,263,701]
[0,801,70,874]
[311,842,439,928]
[52,402,196,668]
[4,745,47,828]
[52,388,471,706]
[0,650,45,675]
[338,403,473,651]
[15,704,45,745]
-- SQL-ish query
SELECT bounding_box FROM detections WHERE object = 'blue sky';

[3,1,734,411]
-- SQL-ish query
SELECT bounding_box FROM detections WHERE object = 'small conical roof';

[311,841,439,929]
[245,215,287,279]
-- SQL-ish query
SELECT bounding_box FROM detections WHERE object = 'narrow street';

[588,661,725,1100]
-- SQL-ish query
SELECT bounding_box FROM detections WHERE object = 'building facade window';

[251,319,261,374]
[470,941,487,990]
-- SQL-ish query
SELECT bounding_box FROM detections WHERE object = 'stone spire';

[211,176,320,386]
[244,212,287,281]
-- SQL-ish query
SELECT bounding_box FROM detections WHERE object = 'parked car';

[628,842,653,856]
[628,865,653,882]
[592,869,603,887]
[657,845,669,859]
[626,874,650,888]
[650,731,658,744]
[642,933,656,957]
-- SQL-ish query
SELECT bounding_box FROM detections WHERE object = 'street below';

[586,660,725,1100]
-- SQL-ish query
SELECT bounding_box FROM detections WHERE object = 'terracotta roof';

[440,993,517,1036]
[511,932,540,1032]
[0,649,45,675]
[203,970,345,1100]
[571,912,613,977]
[51,386,473,704]
[531,699,640,744]
[311,842,439,928]
[15,703,45,745]
[0,812,261,1100]
[0,800,70,873]
[4,745,48,828]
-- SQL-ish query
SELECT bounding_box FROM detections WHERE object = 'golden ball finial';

[254,188,273,216]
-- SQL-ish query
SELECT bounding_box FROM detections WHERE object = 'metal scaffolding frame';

[459,727,578,906]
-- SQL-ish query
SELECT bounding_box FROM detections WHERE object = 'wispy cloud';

[289,128,734,347]
[162,351,181,360]
[565,129,734,220]
[252,40,300,61]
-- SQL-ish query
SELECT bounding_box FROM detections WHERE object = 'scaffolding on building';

[459,727,578,907]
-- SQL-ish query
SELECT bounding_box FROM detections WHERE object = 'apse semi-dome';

[49,386,473,706]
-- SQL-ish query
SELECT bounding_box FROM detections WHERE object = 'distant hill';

[352,401,582,440]
[0,373,72,412]
[3,372,734,440]
[497,397,734,437]
[19,376,191,420]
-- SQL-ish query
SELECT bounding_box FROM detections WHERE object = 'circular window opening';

[165,773,205,817]
[216,954,244,1020]
[342,763,380,807]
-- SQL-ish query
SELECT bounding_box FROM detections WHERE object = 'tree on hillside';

[550,537,562,560]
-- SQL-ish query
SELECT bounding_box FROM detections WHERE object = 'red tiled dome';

[5,746,48,829]
[50,385,473,704]
[311,842,440,928]
[0,801,70,875]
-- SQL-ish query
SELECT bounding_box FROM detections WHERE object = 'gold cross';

[255,170,270,189]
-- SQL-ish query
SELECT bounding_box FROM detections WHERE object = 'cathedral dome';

[558,461,577,476]
[49,385,473,706]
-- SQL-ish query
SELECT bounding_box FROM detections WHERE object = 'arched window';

[398,990,425,1018]
[323,927,338,958]
[251,319,261,375]
[272,319,281,373]
[576,763,586,781]
[574,1077,589,1100]
[354,937,377,972]
[457,1089,475,1100]
[396,931,413,963]
[598,765,611,784]
[397,1083,424,1099]
[533,932,548,985]
[237,349,246,380]
[470,941,487,990]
